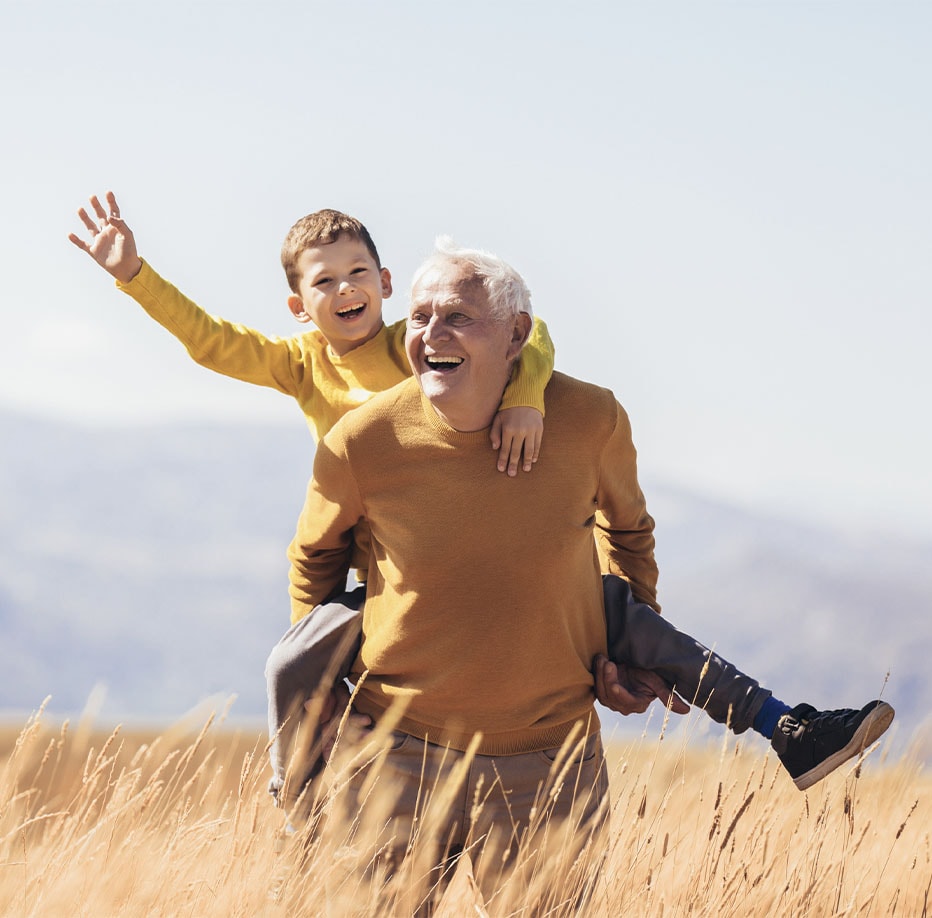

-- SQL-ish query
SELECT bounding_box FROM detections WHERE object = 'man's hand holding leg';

[593,654,690,716]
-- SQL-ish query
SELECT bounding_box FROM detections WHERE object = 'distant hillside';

[1,411,927,755]
[0,412,312,721]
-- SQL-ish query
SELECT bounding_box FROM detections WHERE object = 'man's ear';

[380,267,393,299]
[506,312,533,360]
[287,294,313,324]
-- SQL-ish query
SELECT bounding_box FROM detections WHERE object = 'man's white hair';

[412,236,533,321]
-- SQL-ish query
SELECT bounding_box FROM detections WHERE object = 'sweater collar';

[416,388,493,444]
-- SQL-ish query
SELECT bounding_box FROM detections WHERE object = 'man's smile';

[424,355,464,372]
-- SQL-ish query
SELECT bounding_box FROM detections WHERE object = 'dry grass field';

[1,699,928,916]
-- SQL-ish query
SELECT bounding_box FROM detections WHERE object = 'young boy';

[70,193,894,809]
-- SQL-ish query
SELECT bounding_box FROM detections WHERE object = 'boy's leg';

[602,574,770,733]
[265,586,365,807]
[601,575,895,790]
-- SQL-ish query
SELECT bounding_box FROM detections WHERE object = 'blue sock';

[753,696,792,739]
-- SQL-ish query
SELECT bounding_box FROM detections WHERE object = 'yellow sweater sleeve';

[499,316,554,415]
[116,261,411,442]
[116,259,311,397]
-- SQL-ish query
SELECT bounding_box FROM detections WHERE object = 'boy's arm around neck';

[499,316,554,415]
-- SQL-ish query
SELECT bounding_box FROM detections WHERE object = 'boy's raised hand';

[491,406,543,476]
[68,191,143,284]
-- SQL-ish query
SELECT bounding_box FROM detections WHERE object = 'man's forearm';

[289,425,367,623]
[287,542,353,623]
[595,516,659,609]
[595,400,660,610]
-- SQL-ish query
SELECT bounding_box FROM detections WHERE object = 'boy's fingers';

[496,435,512,472]
[90,194,108,221]
[67,232,90,253]
[522,436,538,471]
[77,207,98,234]
[105,190,120,218]
[506,441,522,476]
[489,416,502,450]
[520,433,542,472]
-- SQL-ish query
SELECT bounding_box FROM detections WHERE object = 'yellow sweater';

[287,374,659,755]
[117,260,554,442]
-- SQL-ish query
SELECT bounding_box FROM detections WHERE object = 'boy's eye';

[314,277,332,287]
[350,266,368,276]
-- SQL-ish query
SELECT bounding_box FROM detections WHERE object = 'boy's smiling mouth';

[336,302,367,320]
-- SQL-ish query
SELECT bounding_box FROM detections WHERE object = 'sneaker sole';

[794,701,895,791]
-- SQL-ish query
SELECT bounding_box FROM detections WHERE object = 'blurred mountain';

[1,411,928,755]
[0,411,312,723]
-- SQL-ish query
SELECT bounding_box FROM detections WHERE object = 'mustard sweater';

[287,374,658,755]
[117,260,554,442]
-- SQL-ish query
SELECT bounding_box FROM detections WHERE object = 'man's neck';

[428,398,499,432]
[417,363,514,431]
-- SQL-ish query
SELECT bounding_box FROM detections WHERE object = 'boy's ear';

[380,267,393,299]
[506,312,533,360]
[287,294,313,324]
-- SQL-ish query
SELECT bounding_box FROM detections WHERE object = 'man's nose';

[422,315,449,343]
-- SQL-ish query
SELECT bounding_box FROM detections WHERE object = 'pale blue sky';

[2,1,930,538]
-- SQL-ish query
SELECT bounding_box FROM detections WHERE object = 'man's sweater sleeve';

[117,260,307,396]
[287,428,365,623]
[594,400,660,611]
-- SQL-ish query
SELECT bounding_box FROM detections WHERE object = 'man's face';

[288,234,392,355]
[406,261,525,431]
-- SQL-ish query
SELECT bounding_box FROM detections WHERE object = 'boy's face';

[288,234,392,355]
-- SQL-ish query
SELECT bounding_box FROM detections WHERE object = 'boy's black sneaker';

[771,700,895,791]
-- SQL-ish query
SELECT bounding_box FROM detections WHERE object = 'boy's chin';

[331,319,382,347]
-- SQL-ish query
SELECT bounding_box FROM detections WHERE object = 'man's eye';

[409,313,427,326]
[450,312,469,323]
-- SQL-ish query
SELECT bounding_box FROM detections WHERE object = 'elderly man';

[285,239,894,889]
[286,237,653,885]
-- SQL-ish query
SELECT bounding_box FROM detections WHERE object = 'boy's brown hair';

[281,209,382,293]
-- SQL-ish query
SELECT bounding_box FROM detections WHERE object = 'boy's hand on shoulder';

[68,190,143,284]
[490,406,543,477]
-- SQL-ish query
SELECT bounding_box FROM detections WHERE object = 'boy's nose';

[338,279,356,294]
